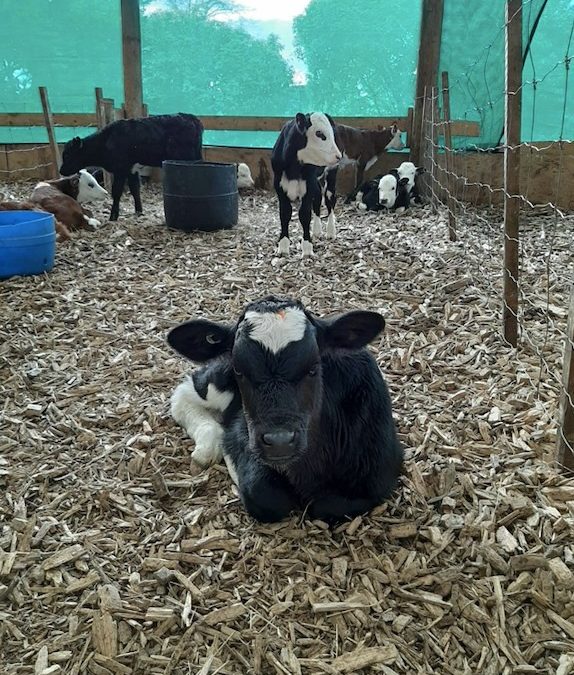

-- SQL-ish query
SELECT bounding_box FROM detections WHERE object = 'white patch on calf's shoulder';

[280,173,307,202]
[244,306,307,354]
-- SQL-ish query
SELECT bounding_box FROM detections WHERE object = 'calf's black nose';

[262,430,296,447]
[261,430,297,460]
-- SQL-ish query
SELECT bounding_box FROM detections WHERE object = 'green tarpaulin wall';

[0,0,572,148]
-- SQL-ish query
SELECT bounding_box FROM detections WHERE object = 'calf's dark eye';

[233,366,243,377]
[316,130,326,140]
[308,365,319,377]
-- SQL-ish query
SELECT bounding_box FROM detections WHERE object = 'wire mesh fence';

[420,1,574,470]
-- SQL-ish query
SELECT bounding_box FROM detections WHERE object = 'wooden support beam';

[557,288,574,471]
[38,86,60,178]
[503,0,522,347]
[441,71,457,241]
[121,0,144,119]
[95,87,105,130]
[0,113,97,127]
[94,90,114,191]
[412,0,445,165]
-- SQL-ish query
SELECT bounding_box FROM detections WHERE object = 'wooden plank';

[121,0,144,118]
[95,88,105,130]
[97,95,115,192]
[199,116,408,132]
[0,112,478,136]
[38,86,60,178]
[412,0,445,165]
[441,71,457,241]
[557,288,574,471]
[0,113,97,127]
[503,0,522,347]
[406,107,414,148]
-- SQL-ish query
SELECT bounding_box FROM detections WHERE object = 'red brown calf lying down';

[0,200,72,241]
[29,170,108,234]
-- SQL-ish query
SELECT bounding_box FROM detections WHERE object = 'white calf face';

[297,113,342,168]
[385,124,405,151]
[78,169,108,203]
[237,162,255,189]
[397,161,417,193]
[378,174,399,208]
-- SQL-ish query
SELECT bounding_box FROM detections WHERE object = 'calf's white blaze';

[297,113,341,167]
[244,306,307,354]
[171,378,233,466]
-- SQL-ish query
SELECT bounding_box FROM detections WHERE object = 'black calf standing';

[60,113,203,221]
[168,295,403,524]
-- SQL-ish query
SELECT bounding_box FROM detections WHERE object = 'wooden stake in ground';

[503,0,522,346]
[441,71,457,242]
[557,287,574,471]
[38,86,60,179]
[94,88,114,192]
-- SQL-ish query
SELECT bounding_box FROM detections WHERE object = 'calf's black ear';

[416,166,426,175]
[295,112,307,133]
[315,310,385,350]
[71,136,83,148]
[399,177,410,186]
[167,319,233,362]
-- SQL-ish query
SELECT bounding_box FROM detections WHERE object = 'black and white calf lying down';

[271,113,342,257]
[168,296,403,524]
[354,162,425,213]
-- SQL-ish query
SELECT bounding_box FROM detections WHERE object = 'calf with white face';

[237,162,255,189]
[168,295,403,524]
[77,169,109,203]
[397,161,425,204]
[271,112,342,257]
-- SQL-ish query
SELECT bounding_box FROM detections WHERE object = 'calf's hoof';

[301,240,314,257]
[277,237,290,256]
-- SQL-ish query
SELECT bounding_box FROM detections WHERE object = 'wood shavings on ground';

[1,180,574,674]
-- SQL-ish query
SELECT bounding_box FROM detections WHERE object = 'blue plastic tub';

[0,211,56,279]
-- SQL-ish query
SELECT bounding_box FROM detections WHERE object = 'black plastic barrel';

[162,160,238,232]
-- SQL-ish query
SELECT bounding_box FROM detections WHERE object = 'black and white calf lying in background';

[60,113,204,221]
[271,112,342,257]
[355,170,410,212]
[397,161,425,205]
[168,295,403,524]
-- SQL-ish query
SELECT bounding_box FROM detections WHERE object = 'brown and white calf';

[334,123,405,200]
[29,169,108,234]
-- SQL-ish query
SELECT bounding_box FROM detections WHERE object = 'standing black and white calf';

[168,295,403,524]
[60,113,203,221]
[271,113,342,257]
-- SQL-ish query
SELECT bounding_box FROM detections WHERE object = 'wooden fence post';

[503,0,522,346]
[38,86,60,178]
[557,288,574,471]
[441,71,457,241]
[412,0,445,166]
